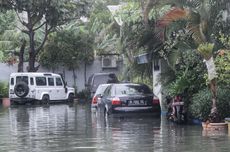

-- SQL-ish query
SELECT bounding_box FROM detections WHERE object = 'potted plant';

[189,87,230,131]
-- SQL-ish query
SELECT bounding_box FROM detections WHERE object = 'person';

[170,95,187,123]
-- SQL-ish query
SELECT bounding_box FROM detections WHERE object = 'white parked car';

[91,84,111,109]
[9,72,75,104]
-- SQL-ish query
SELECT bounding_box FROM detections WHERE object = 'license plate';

[129,100,146,105]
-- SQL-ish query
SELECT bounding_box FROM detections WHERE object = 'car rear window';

[16,76,28,84]
[95,85,108,95]
[115,84,152,95]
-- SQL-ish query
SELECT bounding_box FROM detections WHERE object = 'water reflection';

[0,104,230,152]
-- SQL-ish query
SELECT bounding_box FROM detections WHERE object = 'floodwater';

[0,103,230,152]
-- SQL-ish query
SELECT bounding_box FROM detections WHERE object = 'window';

[115,84,152,95]
[30,78,34,85]
[10,78,14,85]
[36,77,47,86]
[48,77,54,86]
[103,85,112,97]
[16,76,28,84]
[56,77,63,86]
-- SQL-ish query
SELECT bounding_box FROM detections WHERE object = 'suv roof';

[10,72,60,77]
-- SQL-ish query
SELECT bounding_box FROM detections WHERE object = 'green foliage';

[197,43,214,60]
[77,89,90,100]
[0,10,22,62]
[87,0,120,55]
[1,0,92,71]
[162,49,206,105]
[118,2,142,23]
[215,50,230,88]
[128,61,153,87]
[189,87,230,121]
[0,10,16,34]
[0,81,8,98]
[40,26,94,70]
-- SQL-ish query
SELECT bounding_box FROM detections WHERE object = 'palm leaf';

[157,7,189,27]
[186,24,205,44]
[0,41,14,49]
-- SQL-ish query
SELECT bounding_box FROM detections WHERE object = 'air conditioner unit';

[102,56,117,68]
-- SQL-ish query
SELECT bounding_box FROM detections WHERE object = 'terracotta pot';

[202,122,227,131]
[2,98,10,108]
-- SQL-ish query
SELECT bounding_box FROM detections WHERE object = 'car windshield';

[115,84,152,96]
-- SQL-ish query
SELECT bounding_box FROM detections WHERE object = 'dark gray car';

[87,73,119,97]
[98,83,161,116]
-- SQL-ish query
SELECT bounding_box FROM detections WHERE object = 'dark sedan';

[98,83,161,116]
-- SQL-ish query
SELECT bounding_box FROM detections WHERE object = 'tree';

[88,0,121,56]
[0,10,27,71]
[156,0,230,122]
[40,24,94,90]
[1,0,91,72]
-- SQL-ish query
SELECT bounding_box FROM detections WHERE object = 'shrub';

[189,87,230,121]
[0,81,8,98]
[77,89,90,99]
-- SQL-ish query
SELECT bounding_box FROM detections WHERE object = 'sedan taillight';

[112,97,121,105]
[152,98,160,105]
[92,96,97,104]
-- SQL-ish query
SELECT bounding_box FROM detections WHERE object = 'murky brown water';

[0,103,230,152]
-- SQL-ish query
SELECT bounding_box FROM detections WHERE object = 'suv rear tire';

[14,82,29,98]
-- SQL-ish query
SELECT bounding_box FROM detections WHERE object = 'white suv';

[9,72,75,104]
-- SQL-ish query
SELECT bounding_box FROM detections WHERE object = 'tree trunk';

[18,40,26,72]
[28,52,39,72]
[84,62,87,87]
[27,28,40,72]
[73,69,77,94]
[209,78,220,123]
[205,58,220,122]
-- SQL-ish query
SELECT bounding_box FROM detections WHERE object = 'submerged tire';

[42,95,50,104]
[14,82,29,98]
[67,94,74,102]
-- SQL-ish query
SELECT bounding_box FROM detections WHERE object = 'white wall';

[0,58,123,92]
[152,60,162,104]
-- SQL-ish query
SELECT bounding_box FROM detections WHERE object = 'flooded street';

[0,103,230,152]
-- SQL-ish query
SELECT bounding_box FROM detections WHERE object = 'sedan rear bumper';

[114,106,153,111]
[111,106,161,115]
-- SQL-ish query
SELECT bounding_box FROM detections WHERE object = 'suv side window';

[30,77,34,85]
[48,77,54,86]
[56,77,63,86]
[36,77,47,86]
[10,78,14,85]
